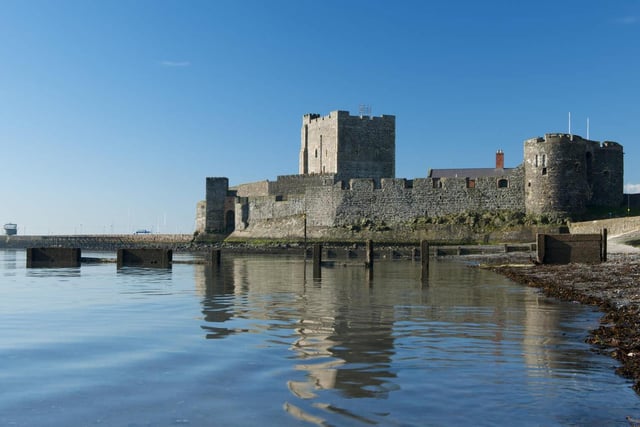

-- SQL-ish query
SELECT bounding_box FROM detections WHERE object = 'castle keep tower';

[299,110,395,181]
[524,133,623,218]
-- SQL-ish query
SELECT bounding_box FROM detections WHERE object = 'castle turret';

[524,133,623,218]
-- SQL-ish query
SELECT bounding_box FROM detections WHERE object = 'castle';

[196,110,624,238]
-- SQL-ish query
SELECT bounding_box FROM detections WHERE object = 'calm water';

[1,249,639,426]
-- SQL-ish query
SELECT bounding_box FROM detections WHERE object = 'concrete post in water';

[420,240,429,281]
[602,228,607,262]
[312,244,322,278]
[365,240,374,269]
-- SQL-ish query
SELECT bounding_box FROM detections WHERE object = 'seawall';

[230,223,564,245]
[1,234,194,250]
[569,216,640,237]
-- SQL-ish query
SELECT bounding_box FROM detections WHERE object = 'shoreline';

[484,249,640,394]
[3,233,640,394]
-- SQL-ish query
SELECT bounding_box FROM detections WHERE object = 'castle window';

[432,178,442,189]
[314,149,318,158]
[497,178,508,188]
[535,155,539,167]
[542,154,547,167]
[466,178,476,189]
[542,167,547,175]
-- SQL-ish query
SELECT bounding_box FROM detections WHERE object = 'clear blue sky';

[1,0,639,235]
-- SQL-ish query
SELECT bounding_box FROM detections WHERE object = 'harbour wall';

[1,234,194,250]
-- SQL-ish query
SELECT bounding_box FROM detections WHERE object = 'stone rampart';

[233,180,270,197]
[238,167,525,235]
[269,174,336,195]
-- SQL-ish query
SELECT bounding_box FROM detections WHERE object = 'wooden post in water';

[602,228,607,262]
[211,249,221,269]
[303,213,307,254]
[365,240,374,269]
[312,243,322,278]
[420,240,429,282]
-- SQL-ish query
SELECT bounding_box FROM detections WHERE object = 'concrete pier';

[117,249,173,268]
[27,248,81,268]
[536,232,605,264]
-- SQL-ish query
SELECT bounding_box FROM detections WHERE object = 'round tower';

[524,133,593,218]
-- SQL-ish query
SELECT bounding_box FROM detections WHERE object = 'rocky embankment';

[486,233,640,393]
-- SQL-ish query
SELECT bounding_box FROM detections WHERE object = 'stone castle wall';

[233,180,270,198]
[590,141,624,207]
[197,110,625,239]
[238,167,524,233]
[269,173,336,196]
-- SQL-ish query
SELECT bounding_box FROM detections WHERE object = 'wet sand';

[485,236,640,393]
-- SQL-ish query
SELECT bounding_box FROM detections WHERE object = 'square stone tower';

[299,110,395,181]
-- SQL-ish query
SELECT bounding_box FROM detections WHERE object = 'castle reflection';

[193,254,596,423]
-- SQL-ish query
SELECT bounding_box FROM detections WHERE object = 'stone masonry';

[300,111,395,181]
[196,111,624,238]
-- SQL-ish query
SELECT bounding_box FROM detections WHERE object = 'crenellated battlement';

[526,133,622,151]
[303,110,395,124]
[197,110,625,236]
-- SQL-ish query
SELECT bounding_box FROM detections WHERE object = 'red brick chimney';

[496,150,504,169]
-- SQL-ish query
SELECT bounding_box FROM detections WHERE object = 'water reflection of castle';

[192,256,593,423]
[194,257,398,400]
